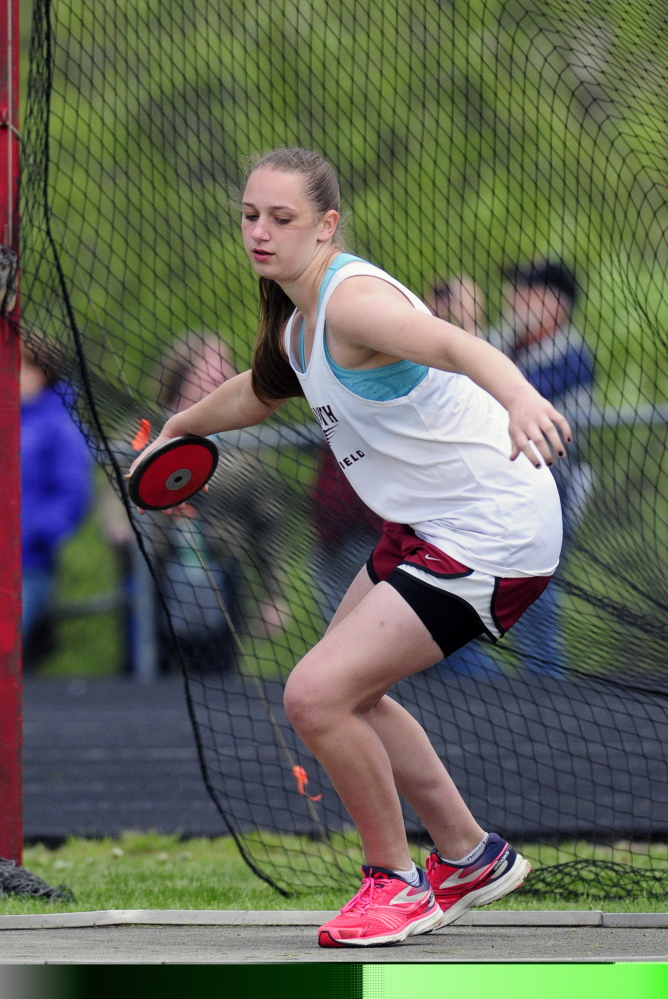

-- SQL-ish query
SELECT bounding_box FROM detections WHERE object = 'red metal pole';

[0,0,22,863]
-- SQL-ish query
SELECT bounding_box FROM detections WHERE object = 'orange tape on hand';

[131,419,151,451]
[292,765,322,801]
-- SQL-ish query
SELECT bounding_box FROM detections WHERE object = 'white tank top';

[285,256,562,577]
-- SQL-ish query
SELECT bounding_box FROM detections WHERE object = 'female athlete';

[129,148,570,948]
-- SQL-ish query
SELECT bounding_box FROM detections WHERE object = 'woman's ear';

[317,209,339,242]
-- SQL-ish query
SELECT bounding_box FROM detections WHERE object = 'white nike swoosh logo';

[388,886,432,905]
[424,555,440,561]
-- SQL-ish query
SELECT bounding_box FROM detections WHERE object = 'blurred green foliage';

[21,0,668,677]
[29,0,668,407]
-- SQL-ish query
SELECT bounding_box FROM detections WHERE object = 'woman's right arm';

[161,369,283,438]
[127,370,286,478]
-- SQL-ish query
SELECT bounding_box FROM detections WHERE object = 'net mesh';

[0,859,74,902]
[19,0,668,897]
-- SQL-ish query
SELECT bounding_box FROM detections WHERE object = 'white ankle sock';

[439,833,489,867]
[391,862,420,885]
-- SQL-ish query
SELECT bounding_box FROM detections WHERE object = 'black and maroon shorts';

[366,522,552,658]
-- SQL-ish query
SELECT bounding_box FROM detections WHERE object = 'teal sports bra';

[297,253,428,401]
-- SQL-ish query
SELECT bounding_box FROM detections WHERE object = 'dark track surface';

[23,673,668,841]
[23,678,223,840]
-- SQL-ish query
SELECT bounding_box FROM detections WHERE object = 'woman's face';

[241,167,337,282]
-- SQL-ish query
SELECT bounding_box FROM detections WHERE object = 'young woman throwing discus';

[129,148,570,948]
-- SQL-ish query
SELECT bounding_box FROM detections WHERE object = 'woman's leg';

[324,563,375,632]
[364,694,486,859]
[284,578,485,869]
[313,531,378,626]
[327,566,486,857]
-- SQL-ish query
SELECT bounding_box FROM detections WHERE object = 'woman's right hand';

[125,431,173,482]
[124,429,178,515]
[506,385,571,468]
[124,429,211,516]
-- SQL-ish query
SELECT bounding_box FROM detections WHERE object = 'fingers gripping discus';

[128,435,219,510]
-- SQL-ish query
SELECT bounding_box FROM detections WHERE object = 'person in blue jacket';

[429,260,595,677]
[498,259,595,674]
[21,340,93,651]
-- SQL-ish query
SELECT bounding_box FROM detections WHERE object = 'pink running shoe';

[426,833,531,927]
[318,865,443,947]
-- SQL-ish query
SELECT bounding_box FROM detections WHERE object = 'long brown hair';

[246,148,346,403]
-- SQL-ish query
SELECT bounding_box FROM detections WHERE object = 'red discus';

[128,434,219,510]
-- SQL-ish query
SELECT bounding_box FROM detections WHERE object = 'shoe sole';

[435,854,532,928]
[318,902,444,948]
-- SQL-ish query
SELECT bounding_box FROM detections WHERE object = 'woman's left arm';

[326,279,572,468]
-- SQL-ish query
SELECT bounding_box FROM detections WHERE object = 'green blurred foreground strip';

[72,966,363,999]
[24,965,668,999]
[364,966,668,999]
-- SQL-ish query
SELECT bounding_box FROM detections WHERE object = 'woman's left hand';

[507,388,572,468]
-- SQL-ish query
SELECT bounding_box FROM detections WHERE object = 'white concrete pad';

[0,910,338,930]
[454,910,603,926]
[602,912,668,928]
[1,909,661,930]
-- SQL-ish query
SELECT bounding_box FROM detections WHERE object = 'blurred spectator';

[502,259,595,534]
[158,332,236,412]
[494,258,596,674]
[423,277,503,678]
[20,339,93,657]
[106,331,289,675]
[425,275,484,334]
[311,448,383,624]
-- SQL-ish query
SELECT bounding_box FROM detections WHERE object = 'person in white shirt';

[129,148,571,949]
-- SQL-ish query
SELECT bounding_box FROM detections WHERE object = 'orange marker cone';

[292,764,322,801]
[131,419,151,451]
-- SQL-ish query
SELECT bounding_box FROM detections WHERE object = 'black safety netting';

[18,0,668,898]
[0,858,74,902]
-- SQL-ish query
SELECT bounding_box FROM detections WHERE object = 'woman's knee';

[283,669,340,737]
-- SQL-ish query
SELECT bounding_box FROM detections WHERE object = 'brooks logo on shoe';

[492,850,510,874]
[491,859,508,879]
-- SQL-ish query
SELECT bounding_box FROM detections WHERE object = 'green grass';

[1,834,667,916]
[1,834,348,915]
